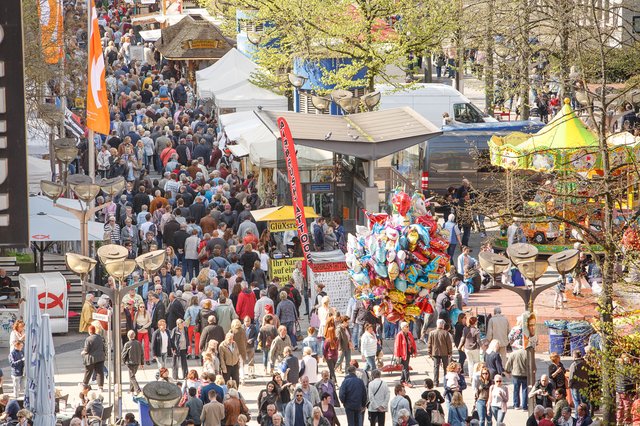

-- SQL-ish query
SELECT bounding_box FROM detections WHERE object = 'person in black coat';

[151,319,175,369]
[176,139,191,166]
[166,293,185,330]
[339,366,367,426]
[150,293,166,331]
[485,342,504,381]
[189,197,207,224]
[199,315,225,353]
[122,330,144,394]
[82,326,106,391]
[132,185,150,214]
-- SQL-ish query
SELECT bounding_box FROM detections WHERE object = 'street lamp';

[507,243,538,266]
[330,89,353,103]
[247,31,262,45]
[478,252,510,288]
[361,91,382,111]
[517,259,549,311]
[143,381,189,426]
[311,95,331,113]
[40,176,125,259]
[52,138,79,194]
[288,73,306,88]
[39,180,65,202]
[548,249,579,289]
[135,249,168,275]
[67,249,165,420]
[337,96,361,114]
[97,244,129,265]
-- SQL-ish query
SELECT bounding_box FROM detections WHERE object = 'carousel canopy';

[490,99,640,175]
[489,99,600,173]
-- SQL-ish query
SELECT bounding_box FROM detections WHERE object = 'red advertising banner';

[277,117,312,265]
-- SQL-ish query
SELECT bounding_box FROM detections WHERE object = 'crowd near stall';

[4,0,640,425]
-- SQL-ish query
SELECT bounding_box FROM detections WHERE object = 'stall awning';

[139,29,162,42]
[251,206,319,222]
[227,143,249,158]
[255,107,442,161]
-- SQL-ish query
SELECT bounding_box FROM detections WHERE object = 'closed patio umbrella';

[24,285,41,410]
[33,313,56,426]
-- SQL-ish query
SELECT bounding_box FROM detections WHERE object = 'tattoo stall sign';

[0,0,29,247]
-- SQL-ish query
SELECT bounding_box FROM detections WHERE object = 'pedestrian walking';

[8,341,25,398]
[339,365,367,426]
[394,321,417,387]
[367,369,389,426]
[427,319,452,386]
[151,319,175,369]
[121,330,144,395]
[81,326,106,392]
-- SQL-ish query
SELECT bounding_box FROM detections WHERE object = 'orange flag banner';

[38,0,64,64]
[86,0,110,135]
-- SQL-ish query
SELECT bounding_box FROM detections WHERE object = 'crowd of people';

[5,1,634,426]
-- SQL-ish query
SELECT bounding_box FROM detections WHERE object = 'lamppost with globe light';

[479,243,580,416]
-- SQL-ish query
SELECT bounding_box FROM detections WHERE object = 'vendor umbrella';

[24,285,41,410]
[33,313,56,426]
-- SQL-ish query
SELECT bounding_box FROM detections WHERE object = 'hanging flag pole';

[86,0,110,182]
[87,0,95,182]
[277,117,312,266]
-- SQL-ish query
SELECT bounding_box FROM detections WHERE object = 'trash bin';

[548,328,567,355]
[569,334,589,356]
[136,397,152,426]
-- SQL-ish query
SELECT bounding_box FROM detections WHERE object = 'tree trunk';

[484,0,495,114]
[558,0,571,98]
[519,0,530,120]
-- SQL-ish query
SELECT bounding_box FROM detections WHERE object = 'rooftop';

[255,107,442,160]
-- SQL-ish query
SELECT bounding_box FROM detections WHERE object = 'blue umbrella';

[24,285,41,410]
[33,313,56,426]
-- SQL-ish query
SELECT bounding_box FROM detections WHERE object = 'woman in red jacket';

[235,285,257,322]
[394,321,417,387]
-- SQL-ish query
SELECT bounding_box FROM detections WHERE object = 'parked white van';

[377,83,497,127]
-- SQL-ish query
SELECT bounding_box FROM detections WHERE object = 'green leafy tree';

[222,0,456,92]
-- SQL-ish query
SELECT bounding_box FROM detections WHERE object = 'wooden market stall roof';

[154,15,235,60]
[255,107,442,160]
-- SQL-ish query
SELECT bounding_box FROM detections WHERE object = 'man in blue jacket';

[8,341,25,398]
[339,366,367,426]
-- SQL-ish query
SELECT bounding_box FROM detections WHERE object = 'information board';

[270,257,303,282]
[308,260,351,315]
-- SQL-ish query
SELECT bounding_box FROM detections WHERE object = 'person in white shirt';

[254,290,275,326]
[367,369,390,426]
[184,229,201,280]
[299,347,318,385]
[456,246,477,276]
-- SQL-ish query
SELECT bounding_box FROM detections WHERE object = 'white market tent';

[28,196,105,242]
[28,156,52,194]
[196,49,287,112]
[219,111,333,169]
